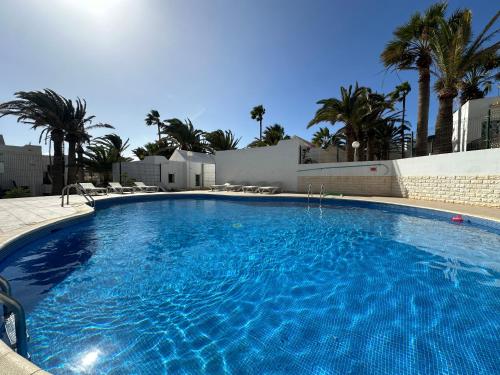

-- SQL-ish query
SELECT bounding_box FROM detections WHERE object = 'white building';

[215,137,317,192]
[453,96,500,152]
[112,150,215,190]
[0,135,51,196]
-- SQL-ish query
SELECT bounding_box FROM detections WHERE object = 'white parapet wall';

[297,149,500,207]
[391,149,500,207]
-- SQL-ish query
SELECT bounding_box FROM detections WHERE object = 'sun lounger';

[108,182,135,194]
[226,183,243,192]
[258,183,281,194]
[78,182,108,196]
[134,181,159,193]
[210,183,230,191]
[242,183,260,193]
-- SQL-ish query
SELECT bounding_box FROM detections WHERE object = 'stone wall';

[392,175,500,208]
[298,174,499,207]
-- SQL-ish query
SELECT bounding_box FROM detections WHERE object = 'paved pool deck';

[1,192,499,250]
[0,191,499,374]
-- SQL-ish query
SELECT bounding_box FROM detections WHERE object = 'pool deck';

[1,192,499,251]
[0,191,499,374]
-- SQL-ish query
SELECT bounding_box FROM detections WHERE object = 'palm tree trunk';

[67,139,77,185]
[77,144,84,182]
[345,127,354,162]
[259,119,262,141]
[416,65,430,156]
[367,135,375,161]
[157,124,161,142]
[401,96,406,158]
[51,129,65,195]
[434,90,455,154]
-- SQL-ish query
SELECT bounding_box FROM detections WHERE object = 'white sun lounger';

[78,182,108,196]
[210,183,231,191]
[134,181,159,193]
[242,183,260,193]
[226,183,243,192]
[258,183,281,194]
[108,182,135,194]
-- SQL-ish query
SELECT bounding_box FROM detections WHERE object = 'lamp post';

[352,141,360,162]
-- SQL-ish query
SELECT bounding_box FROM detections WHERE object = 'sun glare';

[66,0,123,17]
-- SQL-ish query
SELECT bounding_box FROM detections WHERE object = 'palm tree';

[0,89,71,194]
[65,99,113,184]
[84,134,131,183]
[374,120,411,160]
[312,127,346,162]
[381,3,446,156]
[250,105,266,140]
[204,130,240,152]
[308,84,367,161]
[248,124,290,147]
[94,133,130,160]
[162,118,208,152]
[145,109,163,142]
[75,121,114,182]
[132,139,176,160]
[460,56,500,105]
[431,10,499,153]
[390,82,412,158]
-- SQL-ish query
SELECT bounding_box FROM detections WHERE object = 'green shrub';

[3,187,31,198]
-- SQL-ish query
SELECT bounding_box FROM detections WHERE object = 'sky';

[0,0,498,157]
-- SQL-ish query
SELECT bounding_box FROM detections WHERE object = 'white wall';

[160,161,186,190]
[218,147,499,193]
[215,139,302,192]
[0,144,46,196]
[393,148,500,176]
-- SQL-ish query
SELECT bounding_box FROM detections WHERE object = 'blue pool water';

[1,197,499,374]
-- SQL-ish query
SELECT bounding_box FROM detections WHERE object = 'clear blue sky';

[0,0,498,156]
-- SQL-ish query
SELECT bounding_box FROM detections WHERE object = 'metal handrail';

[319,184,325,206]
[0,276,28,358]
[307,183,312,205]
[61,184,95,207]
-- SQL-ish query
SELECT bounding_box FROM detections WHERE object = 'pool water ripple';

[0,199,499,374]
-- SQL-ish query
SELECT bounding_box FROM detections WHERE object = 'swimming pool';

[1,196,499,374]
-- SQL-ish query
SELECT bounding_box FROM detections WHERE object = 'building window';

[195,174,201,187]
[168,173,175,183]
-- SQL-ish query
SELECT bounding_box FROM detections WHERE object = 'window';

[195,174,201,187]
[168,173,175,183]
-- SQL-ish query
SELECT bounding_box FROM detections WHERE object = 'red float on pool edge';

[451,214,464,223]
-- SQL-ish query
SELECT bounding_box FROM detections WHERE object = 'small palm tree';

[390,82,412,158]
[162,118,208,152]
[248,124,290,147]
[250,105,266,140]
[381,3,446,156]
[431,10,499,153]
[145,109,163,142]
[132,139,176,160]
[0,89,71,194]
[84,134,131,183]
[204,130,240,152]
[460,57,500,105]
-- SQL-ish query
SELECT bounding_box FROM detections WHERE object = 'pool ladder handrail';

[319,184,326,206]
[307,183,312,205]
[61,184,95,208]
[0,275,29,358]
